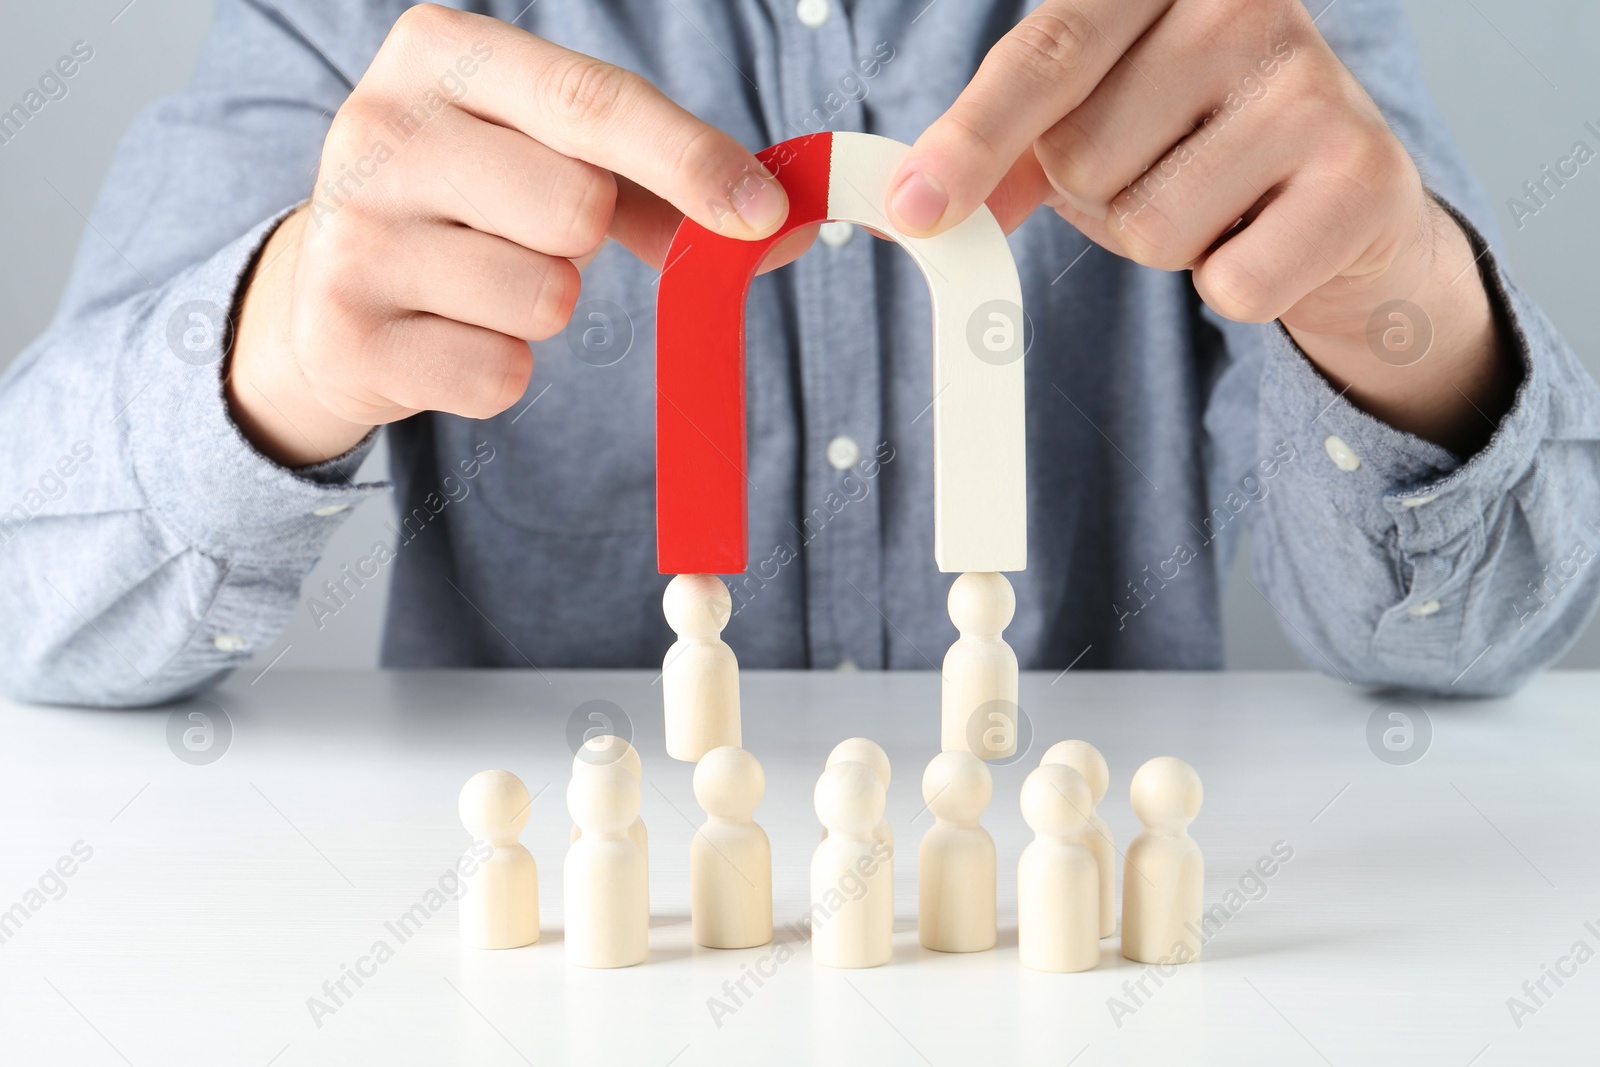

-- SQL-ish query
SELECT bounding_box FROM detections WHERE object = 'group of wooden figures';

[456,572,1203,970]
[458,735,1204,971]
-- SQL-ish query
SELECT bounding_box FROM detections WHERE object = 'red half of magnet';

[656,132,833,575]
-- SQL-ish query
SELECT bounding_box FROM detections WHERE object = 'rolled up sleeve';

[1251,209,1600,695]
[0,0,388,706]
[0,211,384,706]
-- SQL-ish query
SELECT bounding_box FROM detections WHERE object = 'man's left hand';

[889,0,1515,454]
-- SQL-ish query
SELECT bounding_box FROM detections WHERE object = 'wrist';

[1284,196,1516,456]
[227,208,374,468]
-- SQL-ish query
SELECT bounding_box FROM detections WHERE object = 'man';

[1,0,1596,706]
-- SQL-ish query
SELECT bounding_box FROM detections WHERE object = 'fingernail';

[734,175,788,235]
[889,170,948,234]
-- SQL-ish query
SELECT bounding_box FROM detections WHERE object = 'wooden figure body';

[811,760,893,968]
[941,572,1019,759]
[917,750,996,953]
[691,746,773,949]
[569,736,648,864]
[821,738,894,852]
[1041,740,1115,937]
[662,574,741,761]
[1018,763,1100,972]
[565,761,649,968]
[457,770,539,949]
[1122,757,1204,965]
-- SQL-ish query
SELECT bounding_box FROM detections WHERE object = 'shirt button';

[1323,435,1362,472]
[819,221,854,248]
[1408,599,1442,618]
[826,435,861,471]
[312,504,349,517]
[213,634,249,653]
[835,659,859,672]
[796,0,829,27]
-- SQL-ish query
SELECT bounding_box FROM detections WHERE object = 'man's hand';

[231,5,791,467]
[889,0,1515,455]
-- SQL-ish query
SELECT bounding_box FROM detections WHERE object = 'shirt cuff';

[123,208,387,566]
[1257,195,1559,665]
[1258,195,1549,558]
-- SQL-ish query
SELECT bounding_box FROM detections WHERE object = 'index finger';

[379,6,788,240]
[885,0,1170,236]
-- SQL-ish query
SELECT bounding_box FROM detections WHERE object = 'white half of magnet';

[823,132,1027,573]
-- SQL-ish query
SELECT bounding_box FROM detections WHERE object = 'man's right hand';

[229,4,790,467]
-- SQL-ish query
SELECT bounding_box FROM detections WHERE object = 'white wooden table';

[1,669,1595,1066]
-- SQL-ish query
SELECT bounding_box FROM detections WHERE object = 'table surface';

[1,668,1596,1067]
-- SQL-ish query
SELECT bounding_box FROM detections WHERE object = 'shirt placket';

[767,0,886,669]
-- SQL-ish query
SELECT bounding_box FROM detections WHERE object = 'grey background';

[2,0,1595,673]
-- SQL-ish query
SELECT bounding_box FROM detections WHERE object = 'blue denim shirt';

[2,0,1597,705]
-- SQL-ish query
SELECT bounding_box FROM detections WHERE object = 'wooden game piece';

[457,770,539,949]
[917,750,996,953]
[661,574,741,762]
[822,738,893,851]
[1040,740,1115,937]
[691,746,773,949]
[811,759,893,968]
[574,733,642,776]
[941,572,1019,759]
[569,736,649,863]
[565,761,649,968]
[1018,763,1100,972]
[1122,757,1204,965]
[656,131,1025,576]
